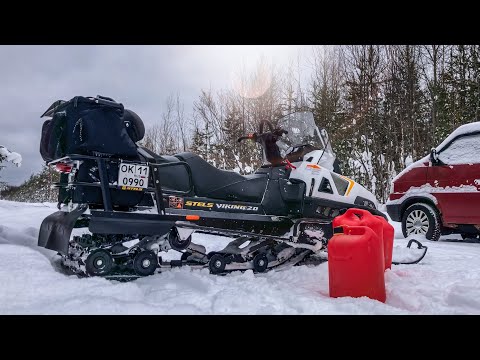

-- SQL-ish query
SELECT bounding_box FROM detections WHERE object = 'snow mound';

[392,245,426,263]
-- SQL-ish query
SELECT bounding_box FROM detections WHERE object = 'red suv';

[387,121,480,241]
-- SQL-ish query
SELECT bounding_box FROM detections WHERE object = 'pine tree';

[442,45,480,135]
[310,46,347,172]
[220,104,244,171]
[1,165,59,202]
[189,126,208,160]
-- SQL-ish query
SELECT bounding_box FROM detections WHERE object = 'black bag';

[40,119,54,162]
[123,109,145,143]
[39,95,139,162]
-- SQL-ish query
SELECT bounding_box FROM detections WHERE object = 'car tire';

[401,203,441,241]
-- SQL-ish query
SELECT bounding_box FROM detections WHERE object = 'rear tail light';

[55,162,73,173]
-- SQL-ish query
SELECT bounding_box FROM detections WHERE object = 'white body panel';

[288,150,379,209]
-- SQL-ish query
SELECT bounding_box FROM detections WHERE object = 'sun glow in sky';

[173,45,314,98]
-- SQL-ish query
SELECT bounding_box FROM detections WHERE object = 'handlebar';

[237,126,288,143]
[259,120,274,134]
[236,120,289,166]
[237,134,256,143]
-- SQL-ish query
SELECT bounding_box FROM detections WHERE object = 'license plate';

[118,163,149,190]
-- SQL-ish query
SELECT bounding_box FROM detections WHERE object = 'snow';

[0,146,22,167]
[424,184,478,192]
[437,134,480,165]
[387,183,479,205]
[392,244,426,263]
[386,184,438,205]
[435,121,480,152]
[2,199,480,314]
[404,154,413,167]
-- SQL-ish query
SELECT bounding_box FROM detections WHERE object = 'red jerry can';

[328,225,386,303]
[374,215,394,269]
[333,208,393,270]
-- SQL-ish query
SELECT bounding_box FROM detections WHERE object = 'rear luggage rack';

[49,154,193,213]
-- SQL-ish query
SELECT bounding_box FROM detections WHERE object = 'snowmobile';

[37,96,421,280]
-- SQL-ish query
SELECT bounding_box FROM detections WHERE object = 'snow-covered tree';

[0,145,22,168]
[0,145,22,197]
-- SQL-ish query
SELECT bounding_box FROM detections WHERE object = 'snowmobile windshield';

[276,111,332,157]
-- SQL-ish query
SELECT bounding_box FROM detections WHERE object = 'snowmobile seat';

[138,146,182,165]
[174,152,268,203]
[138,147,192,193]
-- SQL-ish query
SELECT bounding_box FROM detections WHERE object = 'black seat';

[138,147,192,193]
[175,152,268,203]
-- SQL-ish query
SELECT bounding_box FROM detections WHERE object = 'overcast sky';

[0,45,314,185]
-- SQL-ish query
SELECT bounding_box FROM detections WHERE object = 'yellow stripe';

[341,175,355,196]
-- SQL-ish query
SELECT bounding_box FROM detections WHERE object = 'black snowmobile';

[37,95,421,280]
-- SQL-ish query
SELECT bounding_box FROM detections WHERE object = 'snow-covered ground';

[1,199,480,314]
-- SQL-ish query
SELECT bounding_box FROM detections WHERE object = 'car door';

[428,132,480,225]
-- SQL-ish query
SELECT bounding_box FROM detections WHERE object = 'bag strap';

[40,100,68,118]
[96,95,115,102]
[94,96,124,110]
[71,95,124,110]
[41,96,124,118]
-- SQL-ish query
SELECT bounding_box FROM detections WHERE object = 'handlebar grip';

[273,128,288,136]
[238,133,256,143]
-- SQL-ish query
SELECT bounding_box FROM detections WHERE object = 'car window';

[438,134,480,164]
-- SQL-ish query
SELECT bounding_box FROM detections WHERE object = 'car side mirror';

[430,148,438,165]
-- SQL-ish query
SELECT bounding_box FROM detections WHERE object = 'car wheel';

[402,203,441,241]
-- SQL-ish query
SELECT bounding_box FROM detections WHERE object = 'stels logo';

[185,200,214,208]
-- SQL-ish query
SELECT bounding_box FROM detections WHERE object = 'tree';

[0,145,22,197]
[140,94,186,156]
[309,46,347,170]
[192,58,285,173]
[342,45,386,197]
[0,145,22,168]
[420,45,450,146]
[441,45,480,136]
[1,165,59,202]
